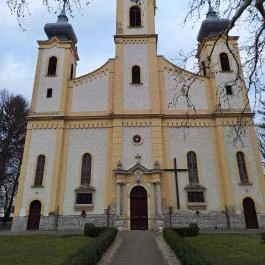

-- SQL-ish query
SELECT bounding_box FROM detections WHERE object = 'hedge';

[163,228,212,265]
[173,223,199,237]
[61,228,117,265]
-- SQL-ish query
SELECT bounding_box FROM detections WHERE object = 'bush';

[163,228,212,265]
[62,228,117,265]
[84,223,100,238]
[98,226,108,234]
[172,223,199,237]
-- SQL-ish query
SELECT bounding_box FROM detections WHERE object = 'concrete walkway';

[109,231,170,265]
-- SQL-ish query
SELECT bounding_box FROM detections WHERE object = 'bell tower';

[116,0,156,35]
[114,0,160,113]
[31,2,78,115]
[196,4,249,111]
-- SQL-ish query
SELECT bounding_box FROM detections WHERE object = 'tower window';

[132,65,141,84]
[46,88,53,98]
[34,155,45,186]
[187,151,199,184]
[237,152,249,184]
[201,61,207,76]
[130,6,141,27]
[226,85,233,95]
[70,64,74,79]
[81,153,92,186]
[220,53,231,71]
[47,56,57,76]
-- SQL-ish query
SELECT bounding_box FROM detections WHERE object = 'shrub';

[84,223,100,238]
[62,228,117,265]
[163,228,212,265]
[172,223,199,237]
[98,226,108,234]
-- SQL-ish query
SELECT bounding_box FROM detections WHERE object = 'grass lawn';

[185,233,265,265]
[0,234,93,265]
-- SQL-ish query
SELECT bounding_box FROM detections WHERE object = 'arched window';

[220,53,230,71]
[47,56,57,76]
[34,155,45,186]
[187,151,199,184]
[130,6,141,27]
[132,65,141,84]
[81,153,92,186]
[237,152,249,184]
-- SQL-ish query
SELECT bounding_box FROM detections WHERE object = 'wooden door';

[243,198,259,229]
[130,186,148,230]
[27,200,41,230]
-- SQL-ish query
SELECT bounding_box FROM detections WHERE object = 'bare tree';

[164,0,264,145]
[183,0,265,105]
[6,0,93,28]
[6,0,265,144]
[6,0,264,103]
[0,89,29,222]
[257,98,265,166]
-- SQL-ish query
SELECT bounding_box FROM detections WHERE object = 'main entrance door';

[243,198,259,229]
[27,200,41,230]
[130,186,148,230]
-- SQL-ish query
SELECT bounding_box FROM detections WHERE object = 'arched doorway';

[130,186,148,230]
[243,198,259,229]
[27,200,41,230]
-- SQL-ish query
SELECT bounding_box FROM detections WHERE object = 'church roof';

[197,5,230,43]
[44,9,78,45]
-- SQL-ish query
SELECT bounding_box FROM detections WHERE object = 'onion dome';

[44,8,78,45]
[197,4,230,43]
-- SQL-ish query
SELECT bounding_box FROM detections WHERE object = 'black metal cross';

[163,158,188,210]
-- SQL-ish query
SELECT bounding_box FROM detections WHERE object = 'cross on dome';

[61,0,67,16]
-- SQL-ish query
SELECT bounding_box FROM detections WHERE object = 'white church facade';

[12,0,265,231]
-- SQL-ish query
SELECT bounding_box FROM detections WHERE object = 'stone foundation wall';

[11,212,265,232]
[11,214,112,232]
[229,215,246,229]
[257,214,265,229]
[57,214,110,231]
[165,212,228,229]
[40,216,57,231]
[11,217,28,232]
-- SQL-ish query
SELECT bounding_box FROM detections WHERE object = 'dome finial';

[44,0,78,44]
[57,0,68,23]
[197,0,230,42]
[61,0,67,16]
[207,0,212,11]
[206,0,217,18]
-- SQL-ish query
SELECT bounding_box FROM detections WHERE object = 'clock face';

[132,134,142,145]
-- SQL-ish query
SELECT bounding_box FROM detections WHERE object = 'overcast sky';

[0,0,208,101]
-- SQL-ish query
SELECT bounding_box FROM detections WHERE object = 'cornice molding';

[27,112,254,130]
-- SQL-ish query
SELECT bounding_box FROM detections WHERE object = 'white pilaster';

[157,183,162,215]
[116,184,121,215]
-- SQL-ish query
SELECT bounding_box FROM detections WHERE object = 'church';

[12,0,265,231]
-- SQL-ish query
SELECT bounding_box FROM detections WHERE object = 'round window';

[132,135,142,145]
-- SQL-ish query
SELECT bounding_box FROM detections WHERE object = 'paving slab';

[110,231,166,265]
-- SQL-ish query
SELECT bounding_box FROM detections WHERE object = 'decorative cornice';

[27,112,254,130]
[114,163,163,175]
[72,59,114,85]
[28,111,254,121]
[114,34,158,41]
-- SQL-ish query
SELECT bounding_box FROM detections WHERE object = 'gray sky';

[0,0,205,101]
